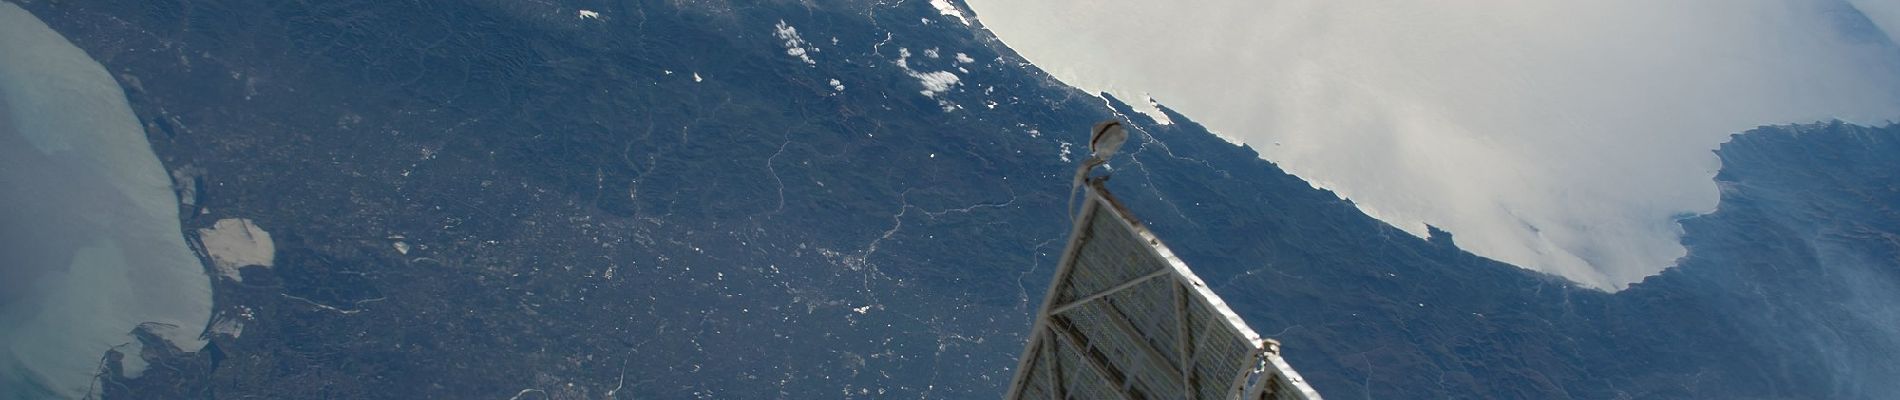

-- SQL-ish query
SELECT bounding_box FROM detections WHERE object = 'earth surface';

[3,0,1899,399]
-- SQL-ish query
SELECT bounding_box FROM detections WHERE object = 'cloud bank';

[963,0,1900,290]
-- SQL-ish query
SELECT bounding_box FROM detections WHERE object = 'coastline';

[0,3,214,398]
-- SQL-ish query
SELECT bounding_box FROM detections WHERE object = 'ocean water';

[0,3,213,399]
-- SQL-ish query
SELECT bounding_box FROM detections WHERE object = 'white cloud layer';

[896,48,963,112]
[773,20,816,65]
[964,0,1900,290]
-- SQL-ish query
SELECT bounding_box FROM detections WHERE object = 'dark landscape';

[8,0,1899,398]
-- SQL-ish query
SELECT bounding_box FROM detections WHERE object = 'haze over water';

[0,3,212,398]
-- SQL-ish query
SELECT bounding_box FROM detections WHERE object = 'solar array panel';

[1006,180,1321,400]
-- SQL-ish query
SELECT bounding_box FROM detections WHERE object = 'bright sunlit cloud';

[964,0,1900,290]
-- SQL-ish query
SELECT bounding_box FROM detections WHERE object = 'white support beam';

[1048,268,1171,316]
[1005,188,1104,400]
